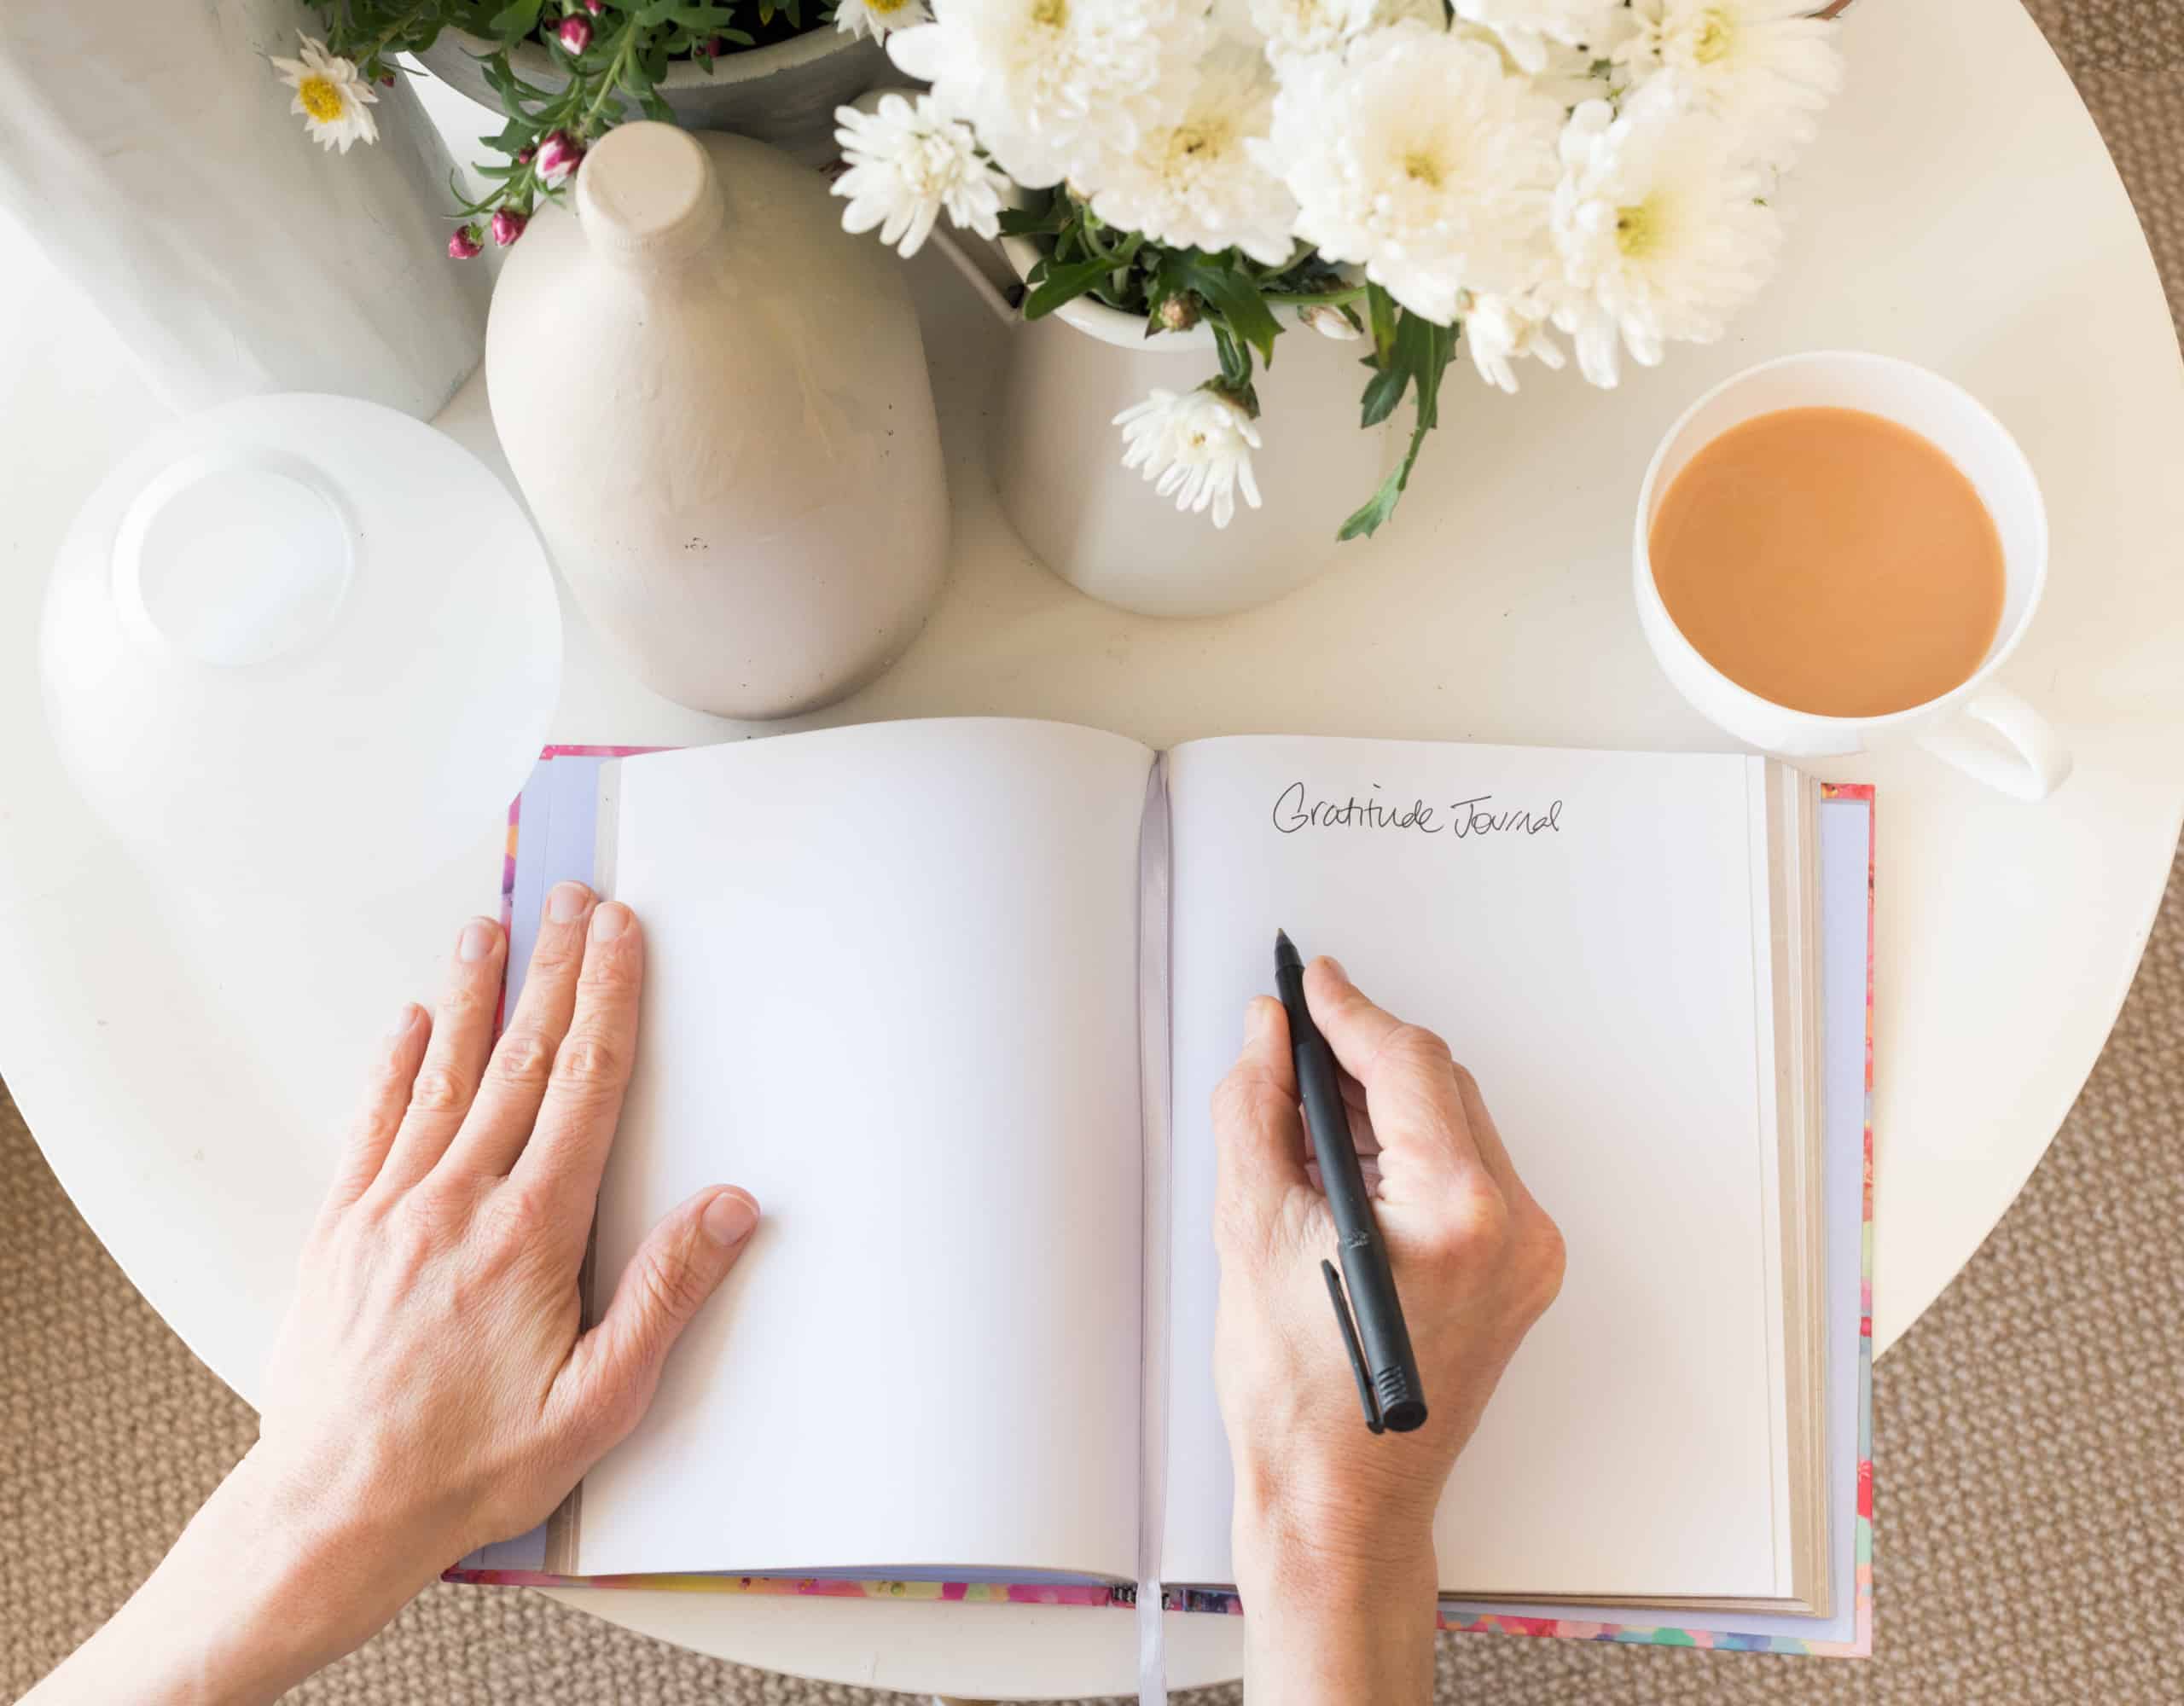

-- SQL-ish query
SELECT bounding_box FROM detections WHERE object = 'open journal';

[454,719,1876,1652]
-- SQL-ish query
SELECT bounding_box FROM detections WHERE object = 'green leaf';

[1338,424,1432,541]
[1366,281,1399,362]
[1340,306,1457,539]
[1358,361,1410,428]
[996,203,1066,239]
[1357,307,1455,429]
[1023,252,1136,320]
[486,0,545,42]
[1022,263,1105,319]
[1403,314,1455,432]
[1167,254,1281,368]
[1211,323,1251,389]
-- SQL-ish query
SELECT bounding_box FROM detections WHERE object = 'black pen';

[1275,930,1427,1435]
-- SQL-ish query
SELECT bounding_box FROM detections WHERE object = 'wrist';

[152,1447,418,1702]
[1234,1508,1438,1623]
[32,1452,370,1706]
[1233,1512,1438,1706]
[1229,1445,1440,1587]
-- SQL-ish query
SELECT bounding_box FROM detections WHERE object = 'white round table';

[3,0,2180,1697]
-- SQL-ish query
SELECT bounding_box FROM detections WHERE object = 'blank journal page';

[580,720,1155,1581]
[1162,736,1786,1600]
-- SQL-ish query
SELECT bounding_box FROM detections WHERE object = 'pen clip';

[1321,1259,1385,1435]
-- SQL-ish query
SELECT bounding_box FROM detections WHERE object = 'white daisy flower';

[1457,288,1565,392]
[1088,44,1298,268]
[832,0,933,38]
[1450,0,1623,75]
[1549,78,1783,386]
[1113,386,1264,528]
[833,93,1011,258]
[1252,24,1564,325]
[886,0,1210,190]
[270,35,380,154]
[1613,0,1844,166]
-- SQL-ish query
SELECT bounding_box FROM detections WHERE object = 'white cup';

[1635,351,2071,800]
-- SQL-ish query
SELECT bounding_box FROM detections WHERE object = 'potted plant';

[279,0,895,248]
[827,0,1846,612]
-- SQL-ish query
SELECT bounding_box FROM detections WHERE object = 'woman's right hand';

[1210,956,1565,1704]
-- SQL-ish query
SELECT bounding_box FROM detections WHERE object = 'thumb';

[1211,996,1310,1253]
[559,1186,759,1454]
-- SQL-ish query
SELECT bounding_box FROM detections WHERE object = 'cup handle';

[1914,684,2072,800]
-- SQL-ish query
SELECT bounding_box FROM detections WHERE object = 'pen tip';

[1275,928,1299,970]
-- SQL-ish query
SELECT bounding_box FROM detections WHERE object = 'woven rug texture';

[4,2,2181,1700]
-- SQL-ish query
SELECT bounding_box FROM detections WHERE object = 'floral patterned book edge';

[450,755,1876,1658]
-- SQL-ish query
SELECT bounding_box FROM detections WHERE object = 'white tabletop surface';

[3,0,2181,1696]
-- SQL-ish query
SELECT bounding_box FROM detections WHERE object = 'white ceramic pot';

[487,122,949,720]
[991,235,1397,619]
[0,0,487,418]
[417,25,886,169]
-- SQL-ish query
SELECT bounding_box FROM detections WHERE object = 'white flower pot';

[487,123,949,720]
[417,25,887,169]
[991,235,1398,619]
[0,0,487,418]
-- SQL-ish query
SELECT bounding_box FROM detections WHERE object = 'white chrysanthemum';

[1614,0,1843,165]
[1252,24,1563,325]
[832,0,932,38]
[833,94,1010,257]
[270,35,379,154]
[886,0,1208,189]
[1549,78,1783,386]
[1088,45,1298,267]
[1240,0,1437,60]
[1113,386,1264,528]
[1460,289,1565,392]
[1451,0,1623,74]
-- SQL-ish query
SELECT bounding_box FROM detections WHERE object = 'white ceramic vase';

[991,235,1397,619]
[0,0,486,419]
[487,123,950,720]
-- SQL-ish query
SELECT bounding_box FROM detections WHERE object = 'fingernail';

[1246,996,1275,1042]
[547,880,591,924]
[700,1189,760,1248]
[386,1003,421,1044]
[590,901,630,943]
[1321,955,1348,983]
[458,918,500,962]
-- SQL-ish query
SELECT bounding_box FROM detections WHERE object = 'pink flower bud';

[448,225,483,260]
[582,0,604,11]
[535,129,584,187]
[380,72,396,86]
[556,15,592,53]
[491,207,528,247]
[705,35,727,56]
[515,144,536,165]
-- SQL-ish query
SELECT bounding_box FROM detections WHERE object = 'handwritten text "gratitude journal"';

[1269,782,1565,840]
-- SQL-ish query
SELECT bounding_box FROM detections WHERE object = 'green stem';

[348,1,432,70]
[1261,284,1367,310]
[576,20,645,137]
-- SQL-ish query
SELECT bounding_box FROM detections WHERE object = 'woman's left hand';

[27,884,758,1706]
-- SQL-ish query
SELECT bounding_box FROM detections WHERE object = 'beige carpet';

[7,3,2184,1701]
